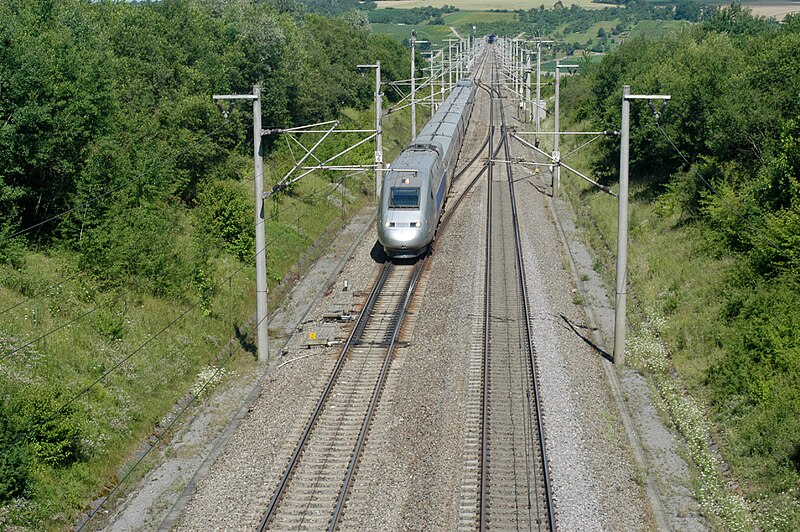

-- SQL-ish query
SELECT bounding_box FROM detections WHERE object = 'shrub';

[195,180,254,263]
[0,398,33,502]
[0,383,83,502]
[17,386,83,468]
[79,202,197,298]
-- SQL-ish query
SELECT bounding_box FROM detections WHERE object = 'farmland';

[370,22,457,45]
[557,18,622,44]
[442,10,519,25]
[628,19,691,38]
[742,1,800,20]
[375,0,606,10]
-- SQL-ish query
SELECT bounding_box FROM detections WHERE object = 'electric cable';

[0,269,86,316]
[2,165,353,359]
[249,175,342,236]
[76,321,247,531]
[48,261,250,424]
[42,206,303,425]
[0,210,180,316]
[105,264,244,411]
[0,242,218,363]
[263,166,357,223]
[265,176,352,249]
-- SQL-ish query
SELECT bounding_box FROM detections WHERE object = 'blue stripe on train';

[436,171,447,213]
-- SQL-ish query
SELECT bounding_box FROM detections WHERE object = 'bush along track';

[556,6,800,528]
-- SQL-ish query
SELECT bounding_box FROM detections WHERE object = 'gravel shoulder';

[545,183,705,530]
[510,159,650,529]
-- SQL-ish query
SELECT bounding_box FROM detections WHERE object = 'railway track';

[459,45,555,531]
[439,56,502,240]
[256,47,497,532]
[255,44,557,531]
[257,260,424,531]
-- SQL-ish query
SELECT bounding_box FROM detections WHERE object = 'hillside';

[370,2,701,56]
[0,1,411,528]
[553,5,800,528]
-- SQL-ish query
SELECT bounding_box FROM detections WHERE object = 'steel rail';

[432,50,498,248]
[497,53,555,530]
[501,123,556,532]
[477,44,555,530]
[257,263,392,531]
[328,260,425,530]
[449,55,492,187]
[479,50,496,532]
[259,47,493,531]
[435,48,501,239]
[437,139,502,241]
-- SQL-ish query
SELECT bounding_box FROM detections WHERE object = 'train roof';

[398,77,475,155]
[442,110,466,124]
[387,149,437,180]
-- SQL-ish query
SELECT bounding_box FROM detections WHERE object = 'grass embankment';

[546,115,795,529]
[0,104,414,529]
[0,249,256,526]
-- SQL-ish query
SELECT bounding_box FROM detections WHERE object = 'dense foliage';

[368,5,459,25]
[563,4,799,521]
[0,0,406,268]
[0,0,408,522]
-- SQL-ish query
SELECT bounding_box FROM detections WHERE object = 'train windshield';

[389,187,420,209]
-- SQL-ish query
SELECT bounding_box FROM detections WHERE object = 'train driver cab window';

[389,187,420,209]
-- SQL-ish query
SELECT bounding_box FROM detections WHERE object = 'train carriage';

[378,79,476,258]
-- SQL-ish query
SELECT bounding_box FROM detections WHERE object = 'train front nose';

[378,220,429,257]
[381,227,422,249]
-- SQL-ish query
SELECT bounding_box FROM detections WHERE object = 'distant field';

[442,10,518,25]
[629,19,691,38]
[742,1,800,20]
[373,14,694,50]
[370,23,457,45]
[375,0,605,10]
[559,18,621,43]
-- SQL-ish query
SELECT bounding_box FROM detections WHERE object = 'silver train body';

[378,79,477,258]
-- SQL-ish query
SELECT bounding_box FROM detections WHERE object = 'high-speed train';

[378,79,477,258]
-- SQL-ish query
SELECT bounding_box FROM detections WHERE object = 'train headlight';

[411,221,421,227]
